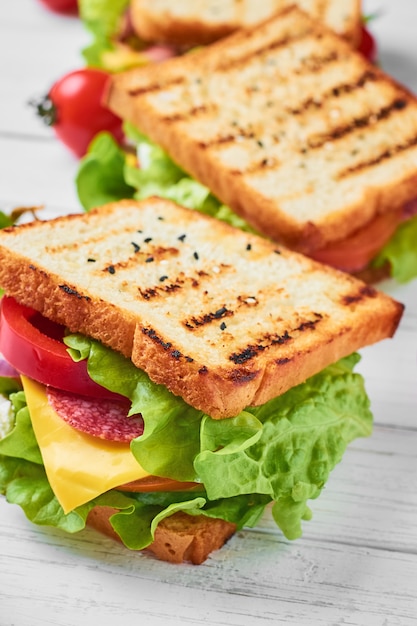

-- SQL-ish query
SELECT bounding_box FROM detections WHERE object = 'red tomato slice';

[309,211,401,272]
[117,475,199,493]
[358,24,377,64]
[0,296,121,400]
[37,0,78,14]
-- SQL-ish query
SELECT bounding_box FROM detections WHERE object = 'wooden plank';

[1,500,416,626]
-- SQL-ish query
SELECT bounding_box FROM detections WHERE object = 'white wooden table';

[1,2,416,625]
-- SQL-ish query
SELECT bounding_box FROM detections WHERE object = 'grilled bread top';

[0,198,403,418]
[130,0,362,47]
[106,6,417,254]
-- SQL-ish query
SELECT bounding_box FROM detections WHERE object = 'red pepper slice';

[0,296,121,400]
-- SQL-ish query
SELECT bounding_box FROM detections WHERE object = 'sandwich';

[77,5,417,283]
[0,197,403,563]
[128,0,362,48]
[78,0,364,72]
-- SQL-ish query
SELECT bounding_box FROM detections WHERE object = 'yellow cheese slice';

[22,376,150,513]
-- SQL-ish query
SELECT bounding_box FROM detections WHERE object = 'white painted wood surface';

[0,1,416,625]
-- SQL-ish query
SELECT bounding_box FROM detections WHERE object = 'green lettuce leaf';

[64,333,205,481]
[78,0,130,67]
[0,391,43,465]
[77,128,255,232]
[75,132,135,211]
[0,211,13,229]
[0,376,22,397]
[64,337,372,540]
[1,333,372,543]
[372,215,417,283]
[194,354,372,539]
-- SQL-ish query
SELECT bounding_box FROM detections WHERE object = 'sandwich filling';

[0,295,374,550]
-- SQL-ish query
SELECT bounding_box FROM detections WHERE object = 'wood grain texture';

[0,1,416,625]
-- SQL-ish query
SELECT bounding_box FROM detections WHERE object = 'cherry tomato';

[33,69,123,157]
[118,475,199,493]
[309,210,401,273]
[0,296,121,400]
[358,24,377,63]
[37,0,78,14]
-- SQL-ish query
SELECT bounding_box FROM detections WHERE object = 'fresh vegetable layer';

[0,297,373,547]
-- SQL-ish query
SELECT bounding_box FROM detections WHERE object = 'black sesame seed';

[220,321,227,331]
[214,307,227,318]
[246,243,252,251]
[144,237,152,243]
[159,275,168,282]
[178,234,187,242]
[193,251,199,260]
[145,256,154,263]
[157,216,164,220]
[107,265,116,274]
[87,258,96,263]
[131,242,140,253]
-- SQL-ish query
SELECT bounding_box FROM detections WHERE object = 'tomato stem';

[29,94,57,127]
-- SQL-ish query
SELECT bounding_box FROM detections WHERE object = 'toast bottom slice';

[86,507,237,564]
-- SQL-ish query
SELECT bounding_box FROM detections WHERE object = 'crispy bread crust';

[130,0,362,47]
[0,199,404,419]
[86,506,236,564]
[106,6,417,253]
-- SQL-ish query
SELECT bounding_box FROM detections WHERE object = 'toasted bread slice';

[106,6,417,254]
[0,198,403,418]
[87,507,236,564]
[130,0,362,47]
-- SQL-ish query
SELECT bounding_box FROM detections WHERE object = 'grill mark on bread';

[127,24,332,105]
[142,326,195,362]
[341,284,378,305]
[159,51,347,129]
[193,95,412,179]
[135,266,230,301]
[213,29,318,73]
[91,246,180,276]
[162,104,215,123]
[128,76,184,98]
[138,282,183,300]
[137,271,202,301]
[229,315,323,364]
[337,132,417,179]
[182,70,381,157]
[307,97,409,150]
[184,305,232,330]
[59,284,91,301]
[228,368,259,384]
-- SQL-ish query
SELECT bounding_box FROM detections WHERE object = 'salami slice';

[47,388,144,442]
